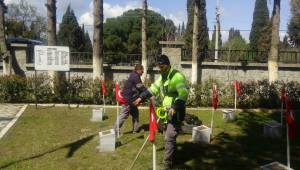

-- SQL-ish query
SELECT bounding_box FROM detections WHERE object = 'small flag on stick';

[285,98,296,139]
[149,100,158,142]
[234,80,241,97]
[115,81,126,105]
[100,80,107,95]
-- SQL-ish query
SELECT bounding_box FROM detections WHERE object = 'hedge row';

[0,75,299,108]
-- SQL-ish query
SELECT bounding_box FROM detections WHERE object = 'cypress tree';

[81,24,92,52]
[184,0,209,51]
[228,27,242,42]
[256,22,271,52]
[288,0,300,47]
[57,5,85,52]
[249,0,270,50]
[84,31,92,52]
[177,23,181,36]
[280,35,290,49]
[181,22,185,35]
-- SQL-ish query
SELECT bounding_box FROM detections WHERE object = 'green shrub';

[30,74,55,103]
[0,75,299,108]
[0,75,29,103]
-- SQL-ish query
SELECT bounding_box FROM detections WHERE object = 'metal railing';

[69,52,157,66]
[2,50,300,67]
[19,52,156,66]
[279,50,300,63]
[182,49,300,64]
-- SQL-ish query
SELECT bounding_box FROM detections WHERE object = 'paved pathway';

[0,104,26,139]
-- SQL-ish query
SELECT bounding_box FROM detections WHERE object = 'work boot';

[158,162,173,170]
[133,125,142,134]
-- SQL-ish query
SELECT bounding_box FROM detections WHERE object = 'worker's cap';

[156,54,170,65]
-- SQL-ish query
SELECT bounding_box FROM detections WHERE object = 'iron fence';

[279,50,300,63]
[1,50,300,66]
[57,52,156,66]
[182,49,300,64]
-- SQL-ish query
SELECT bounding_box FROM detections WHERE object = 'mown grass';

[0,106,299,170]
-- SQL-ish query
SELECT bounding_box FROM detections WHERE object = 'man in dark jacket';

[133,55,189,169]
[114,64,147,134]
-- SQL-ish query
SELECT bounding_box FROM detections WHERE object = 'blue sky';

[5,0,292,41]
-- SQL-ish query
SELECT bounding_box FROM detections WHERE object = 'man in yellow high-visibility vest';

[134,55,189,169]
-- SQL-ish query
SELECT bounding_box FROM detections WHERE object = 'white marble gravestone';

[222,109,236,121]
[91,108,103,122]
[99,129,116,152]
[192,125,211,143]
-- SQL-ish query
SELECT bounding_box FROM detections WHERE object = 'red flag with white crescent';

[149,100,158,142]
[115,81,126,104]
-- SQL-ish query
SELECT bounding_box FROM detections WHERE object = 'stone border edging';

[0,104,28,140]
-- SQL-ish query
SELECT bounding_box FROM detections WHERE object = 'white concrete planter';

[91,108,103,122]
[263,120,282,138]
[260,161,293,170]
[222,109,236,121]
[99,129,115,152]
[192,125,211,143]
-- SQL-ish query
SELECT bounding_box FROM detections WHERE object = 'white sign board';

[34,45,70,71]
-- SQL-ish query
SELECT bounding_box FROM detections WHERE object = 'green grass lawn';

[0,106,299,170]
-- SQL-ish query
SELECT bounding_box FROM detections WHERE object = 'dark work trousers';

[114,104,140,133]
[164,120,181,166]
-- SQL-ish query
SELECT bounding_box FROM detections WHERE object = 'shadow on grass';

[117,134,145,148]
[173,110,300,170]
[0,117,13,121]
[0,134,96,169]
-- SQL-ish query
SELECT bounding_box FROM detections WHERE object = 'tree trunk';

[141,0,147,82]
[214,0,220,62]
[93,0,104,80]
[0,2,11,75]
[46,0,59,82]
[268,0,280,83]
[191,0,200,84]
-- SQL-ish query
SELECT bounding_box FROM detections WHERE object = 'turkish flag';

[285,98,296,139]
[149,100,158,142]
[115,81,126,104]
[212,85,218,110]
[234,80,241,97]
[100,80,107,95]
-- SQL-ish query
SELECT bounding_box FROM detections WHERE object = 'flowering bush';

[0,75,299,109]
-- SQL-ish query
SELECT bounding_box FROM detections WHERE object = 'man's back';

[122,71,146,104]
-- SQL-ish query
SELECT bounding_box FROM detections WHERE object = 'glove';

[168,108,175,121]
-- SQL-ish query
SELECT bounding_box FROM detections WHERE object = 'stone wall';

[18,62,300,83]
[1,40,300,83]
[180,62,300,83]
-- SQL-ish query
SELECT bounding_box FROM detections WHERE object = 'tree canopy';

[103,9,176,55]
[57,5,91,52]
[5,0,46,40]
[223,28,248,50]
[288,0,300,48]
[249,0,270,51]
[184,0,209,51]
